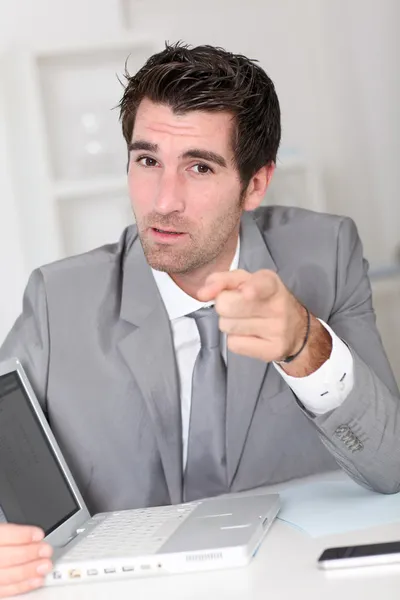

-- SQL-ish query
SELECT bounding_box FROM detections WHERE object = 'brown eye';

[192,163,212,174]
[137,156,158,167]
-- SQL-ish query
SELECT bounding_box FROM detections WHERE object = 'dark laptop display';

[0,372,79,535]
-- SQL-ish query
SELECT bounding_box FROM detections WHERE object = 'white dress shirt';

[151,239,354,467]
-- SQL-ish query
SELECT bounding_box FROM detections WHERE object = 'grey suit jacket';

[1,207,399,514]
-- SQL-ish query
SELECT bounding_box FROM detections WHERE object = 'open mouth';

[150,227,187,241]
[153,228,182,234]
[151,227,185,235]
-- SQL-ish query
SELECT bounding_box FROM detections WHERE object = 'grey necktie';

[184,307,228,501]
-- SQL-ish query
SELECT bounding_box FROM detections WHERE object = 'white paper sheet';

[277,479,400,537]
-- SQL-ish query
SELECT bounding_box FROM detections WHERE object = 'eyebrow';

[128,140,228,169]
[181,149,227,168]
[128,140,158,153]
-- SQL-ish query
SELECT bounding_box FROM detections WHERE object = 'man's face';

[127,99,246,274]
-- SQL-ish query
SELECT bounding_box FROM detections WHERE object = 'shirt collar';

[151,237,240,321]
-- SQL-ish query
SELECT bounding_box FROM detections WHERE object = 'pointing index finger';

[239,269,278,302]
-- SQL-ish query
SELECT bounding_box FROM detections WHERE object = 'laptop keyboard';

[62,504,196,561]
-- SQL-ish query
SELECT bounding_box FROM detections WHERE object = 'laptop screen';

[0,371,79,536]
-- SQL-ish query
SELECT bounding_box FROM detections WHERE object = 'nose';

[153,171,185,215]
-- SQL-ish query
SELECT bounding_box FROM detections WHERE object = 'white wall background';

[0,0,399,379]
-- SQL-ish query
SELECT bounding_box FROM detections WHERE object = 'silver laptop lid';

[0,357,90,546]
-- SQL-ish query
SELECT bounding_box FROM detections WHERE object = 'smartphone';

[317,541,400,570]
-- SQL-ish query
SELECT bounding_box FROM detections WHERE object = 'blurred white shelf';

[4,37,154,268]
[54,176,127,200]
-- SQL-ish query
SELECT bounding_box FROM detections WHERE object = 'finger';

[0,558,52,586]
[0,577,44,598]
[215,290,251,318]
[197,270,251,302]
[219,317,281,339]
[0,524,44,545]
[216,289,273,319]
[0,542,53,569]
[239,270,279,303]
[227,335,283,363]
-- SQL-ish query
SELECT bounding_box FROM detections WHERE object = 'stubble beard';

[137,203,243,275]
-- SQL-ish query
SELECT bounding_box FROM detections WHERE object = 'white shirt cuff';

[273,319,354,415]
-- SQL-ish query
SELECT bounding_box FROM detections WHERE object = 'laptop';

[0,357,280,586]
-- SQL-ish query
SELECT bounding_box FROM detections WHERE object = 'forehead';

[132,98,235,155]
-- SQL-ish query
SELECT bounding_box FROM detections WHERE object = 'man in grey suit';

[0,42,399,596]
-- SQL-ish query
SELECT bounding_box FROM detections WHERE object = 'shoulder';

[28,224,140,326]
[253,205,351,235]
[250,207,364,317]
[253,205,359,262]
[37,225,138,288]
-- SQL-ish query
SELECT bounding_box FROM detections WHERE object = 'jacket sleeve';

[307,217,400,493]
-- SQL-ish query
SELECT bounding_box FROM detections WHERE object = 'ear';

[242,163,275,211]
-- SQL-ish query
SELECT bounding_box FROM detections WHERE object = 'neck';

[170,232,239,299]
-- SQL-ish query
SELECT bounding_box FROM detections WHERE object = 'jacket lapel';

[117,233,183,504]
[226,212,278,486]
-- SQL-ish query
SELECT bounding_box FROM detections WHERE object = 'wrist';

[279,315,332,377]
[278,305,310,364]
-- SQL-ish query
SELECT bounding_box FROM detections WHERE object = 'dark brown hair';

[119,42,281,187]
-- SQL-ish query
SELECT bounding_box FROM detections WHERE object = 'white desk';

[31,473,400,600]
